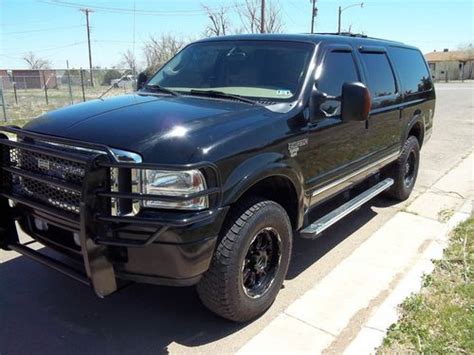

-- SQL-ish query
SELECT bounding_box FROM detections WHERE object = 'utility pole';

[260,0,265,33]
[80,8,94,86]
[337,6,342,33]
[311,0,318,34]
[338,3,364,34]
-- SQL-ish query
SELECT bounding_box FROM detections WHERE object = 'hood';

[24,93,277,164]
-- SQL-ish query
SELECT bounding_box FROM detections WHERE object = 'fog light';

[34,218,48,231]
[73,232,81,246]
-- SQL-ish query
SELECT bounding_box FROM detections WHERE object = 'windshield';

[146,40,314,101]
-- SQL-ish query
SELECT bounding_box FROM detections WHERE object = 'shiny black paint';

[14,34,435,285]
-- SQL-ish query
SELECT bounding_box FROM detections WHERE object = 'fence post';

[66,60,73,105]
[13,82,18,105]
[42,71,49,105]
[445,70,448,83]
[11,73,18,105]
[0,80,7,122]
[80,68,86,102]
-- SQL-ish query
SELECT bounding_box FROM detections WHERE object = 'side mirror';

[136,72,148,90]
[341,82,371,122]
[309,86,338,122]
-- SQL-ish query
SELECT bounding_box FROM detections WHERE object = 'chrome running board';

[300,178,394,239]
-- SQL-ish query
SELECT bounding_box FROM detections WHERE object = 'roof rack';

[315,32,368,38]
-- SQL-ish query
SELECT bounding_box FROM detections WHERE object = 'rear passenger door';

[357,47,402,159]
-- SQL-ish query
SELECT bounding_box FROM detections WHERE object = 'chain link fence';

[0,69,135,124]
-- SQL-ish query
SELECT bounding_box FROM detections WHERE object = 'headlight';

[140,169,208,210]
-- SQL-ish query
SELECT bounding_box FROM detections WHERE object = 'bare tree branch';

[236,0,283,34]
[143,34,186,74]
[265,1,283,33]
[121,49,137,74]
[23,51,51,69]
[203,5,231,37]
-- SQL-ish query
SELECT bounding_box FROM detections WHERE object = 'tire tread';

[197,198,289,321]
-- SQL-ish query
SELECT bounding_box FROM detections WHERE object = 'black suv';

[0,34,435,322]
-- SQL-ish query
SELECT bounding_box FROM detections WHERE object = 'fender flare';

[221,152,305,226]
[404,113,425,146]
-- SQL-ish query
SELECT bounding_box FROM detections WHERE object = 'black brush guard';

[0,126,221,297]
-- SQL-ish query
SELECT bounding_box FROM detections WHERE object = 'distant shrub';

[102,69,122,85]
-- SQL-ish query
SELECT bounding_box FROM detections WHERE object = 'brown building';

[424,49,474,81]
[11,69,58,89]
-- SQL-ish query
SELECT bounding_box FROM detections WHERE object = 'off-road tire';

[197,198,292,322]
[385,136,420,201]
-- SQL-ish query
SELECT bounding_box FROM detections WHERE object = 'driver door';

[299,45,372,204]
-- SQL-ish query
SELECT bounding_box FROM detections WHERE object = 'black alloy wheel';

[242,227,282,299]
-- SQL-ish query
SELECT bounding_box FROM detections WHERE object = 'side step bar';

[300,178,394,239]
[8,243,90,286]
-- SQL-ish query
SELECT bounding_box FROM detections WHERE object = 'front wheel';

[385,136,420,201]
[197,199,292,322]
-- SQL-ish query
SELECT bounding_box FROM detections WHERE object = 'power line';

[39,0,245,16]
[3,41,87,55]
[3,25,84,35]
[0,20,68,27]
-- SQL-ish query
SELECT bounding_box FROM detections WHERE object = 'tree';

[457,42,474,54]
[121,49,137,74]
[237,0,283,34]
[143,34,186,74]
[203,5,231,37]
[456,42,474,79]
[23,52,51,69]
[102,69,122,85]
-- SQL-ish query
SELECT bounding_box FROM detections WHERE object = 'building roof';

[424,50,474,62]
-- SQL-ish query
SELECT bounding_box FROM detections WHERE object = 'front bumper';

[0,126,226,296]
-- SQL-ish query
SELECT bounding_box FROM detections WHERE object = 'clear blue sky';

[1,0,473,69]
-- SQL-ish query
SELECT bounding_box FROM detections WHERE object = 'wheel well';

[408,121,424,147]
[236,176,299,230]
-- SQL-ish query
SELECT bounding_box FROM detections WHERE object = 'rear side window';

[360,52,396,98]
[389,47,432,95]
[316,51,359,116]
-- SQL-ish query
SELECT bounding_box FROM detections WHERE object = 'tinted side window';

[389,47,432,95]
[316,51,359,116]
[317,51,359,96]
[360,52,396,97]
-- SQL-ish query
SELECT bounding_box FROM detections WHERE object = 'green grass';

[379,216,474,354]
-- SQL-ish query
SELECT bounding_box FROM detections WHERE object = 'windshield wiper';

[143,84,180,96]
[188,89,259,105]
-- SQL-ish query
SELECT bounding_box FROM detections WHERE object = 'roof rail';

[315,32,368,38]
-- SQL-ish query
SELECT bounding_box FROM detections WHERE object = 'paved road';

[1,82,472,354]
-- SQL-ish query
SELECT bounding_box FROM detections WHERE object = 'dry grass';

[1,85,131,122]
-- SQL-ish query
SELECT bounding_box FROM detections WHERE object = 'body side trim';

[311,151,399,197]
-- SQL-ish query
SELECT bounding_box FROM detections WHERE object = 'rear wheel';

[197,199,292,322]
[385,136,420,201]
